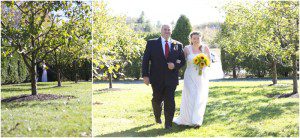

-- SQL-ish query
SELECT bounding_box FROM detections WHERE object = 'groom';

[142,24,185,129]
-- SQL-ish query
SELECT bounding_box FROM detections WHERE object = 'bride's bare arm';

[204,46,211,60]
[184,46,189,59]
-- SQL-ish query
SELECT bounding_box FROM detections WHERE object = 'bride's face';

[191,34,201,45]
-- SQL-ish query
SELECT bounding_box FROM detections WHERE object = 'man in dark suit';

[142,24,186,129]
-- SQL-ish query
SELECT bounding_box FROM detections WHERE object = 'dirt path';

[207,48,224,80]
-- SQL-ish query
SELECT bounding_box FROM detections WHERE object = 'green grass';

[1,81,92,137]
[93,79,299,137]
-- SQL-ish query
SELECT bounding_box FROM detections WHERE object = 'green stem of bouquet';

[199,68,203,75]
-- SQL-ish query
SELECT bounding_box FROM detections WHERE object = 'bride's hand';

[167,62,175,70]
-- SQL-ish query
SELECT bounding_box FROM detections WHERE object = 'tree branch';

[37,43,64,64]
[15,3,27,15]
[41,18,55,44]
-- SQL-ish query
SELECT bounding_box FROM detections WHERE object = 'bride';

[173,31,210,128]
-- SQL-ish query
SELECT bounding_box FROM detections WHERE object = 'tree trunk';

[108,73,112,88]
[291,54,298,94]
[57,68,62,87]
[233,66,237,79]
[18,60,21,80]
[257,70,260,78]
[271,60,277,85]
[74,60,78,83]
[30,60,37,95]
[291,20,298,94]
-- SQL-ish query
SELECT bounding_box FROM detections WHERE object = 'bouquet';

[193,53,210,75]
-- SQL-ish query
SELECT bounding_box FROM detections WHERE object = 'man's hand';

[143,77,150,85]
[167,62,175,70]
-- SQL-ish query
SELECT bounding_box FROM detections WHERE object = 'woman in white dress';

[173,32,210,128]
[42,60,48,82]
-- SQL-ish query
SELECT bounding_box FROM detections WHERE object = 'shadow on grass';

[247,101,298,122]
[204,96,298,125]
[51,85,72,88]
[209,85,292,99]
[233,126,261,137]
[1,87,32,93]
[1,93,82,109]
[203,97,275,124]
[93,80,144,85]
[2,83,54,87]
[94,78,293,84]
[1,98,78,109]
[1,85,72,93]
[210,78,292,82]
[247,106,283,121]
[97,123,190,137]
[173,82,292,124]
[2,101,57,109]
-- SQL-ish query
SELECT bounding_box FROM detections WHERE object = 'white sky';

[102,0,227,26]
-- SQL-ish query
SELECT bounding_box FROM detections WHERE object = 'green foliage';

[171,15,192,78]
[127,11,153,32]
[172,15,192,46]
[93,1,145,82]
[137,11,145,24]
[277,64,293,77]
[47,58,92,81]
[1,53,29,84]
[215,1,298,79]
[123,57,142,80]
[1,1,73,94]
[79,59,92,81]
[220,48,239,73]
[46,1,92,84]
[144,32,161,40]
[1,1,70,62]
[241,55,269,78]
[122,32,160,80]
[1,1,91,87]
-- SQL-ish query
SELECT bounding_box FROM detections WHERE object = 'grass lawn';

[93,79,299,137]
[1,81,92,137]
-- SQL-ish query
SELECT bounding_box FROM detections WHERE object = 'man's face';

[161,25,172,39]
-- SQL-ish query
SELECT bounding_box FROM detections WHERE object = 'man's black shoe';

[155,118,162,124]
[165,125,172,129]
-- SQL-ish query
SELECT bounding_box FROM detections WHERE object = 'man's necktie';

[165,41,169,58]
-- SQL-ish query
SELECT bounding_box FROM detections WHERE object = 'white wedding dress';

[42,63,48,82]
[173,45,209,126]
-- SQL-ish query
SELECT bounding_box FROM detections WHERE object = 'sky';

[102,0,227,26]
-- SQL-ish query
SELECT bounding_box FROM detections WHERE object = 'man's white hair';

[160,23,173,30]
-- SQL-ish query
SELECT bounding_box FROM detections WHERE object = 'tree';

[216,1,298,94]
[137,11,145,24]
[171,15,192,78]
[1,1,69,95]
[123,32,160,80]
[93,1,145,88]
[172,15,192,46]
[1,52,29,84]
[46,1,91,86]
[266,1,299,94]
[126,11,153,32]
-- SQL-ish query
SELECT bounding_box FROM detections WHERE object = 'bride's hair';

[189,31,202,46]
